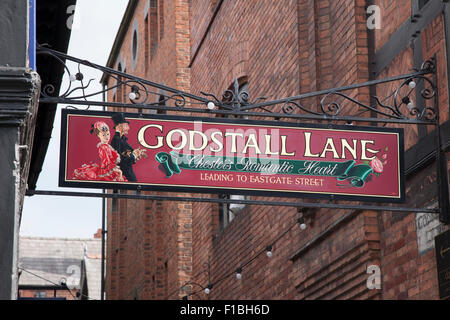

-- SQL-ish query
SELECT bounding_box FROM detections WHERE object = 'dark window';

[122,68,127,106]
[117,63,123,105]
[159,0,164,40]
[217,79,249,231]
[133,287,139,300]
[132,30,138,62]
[150,0,158,59]
[164,260,168,298]
[34,291,46,298]
[152,275,155,299]
[157,94,167,115]
[219,194,246,230]
[145,15,149,74]
[218,194,229,229]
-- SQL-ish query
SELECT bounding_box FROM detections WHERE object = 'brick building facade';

[102,0,449,300]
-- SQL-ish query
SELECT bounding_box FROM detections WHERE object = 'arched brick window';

[218,78,249,231]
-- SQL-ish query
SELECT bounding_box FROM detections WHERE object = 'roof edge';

[19,236,101,242]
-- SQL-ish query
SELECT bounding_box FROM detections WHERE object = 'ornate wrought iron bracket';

[37,46,437,125]
[32,46,448,222]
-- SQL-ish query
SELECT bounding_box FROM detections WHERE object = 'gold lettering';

[137,124,164,149]
[361,140,379,160]
[210,131,223,153]
[280,135,295,156]
[166,129,187,150]
[242,133,262,154]
[265,134,279,155]
[320,138,339,159]
[341,139,358,159]
[189,130,208,151]
[304,132,319,157]
[224,132,244,153]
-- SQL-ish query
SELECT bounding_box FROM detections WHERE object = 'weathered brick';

[103,0,449,301]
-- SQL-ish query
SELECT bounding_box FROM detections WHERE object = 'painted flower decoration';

[370,157,384,173]
[90,121,109,134]
[94,121,109,132]
[368,146,388,178]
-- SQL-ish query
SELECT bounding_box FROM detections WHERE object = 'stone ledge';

[0,67,41,122]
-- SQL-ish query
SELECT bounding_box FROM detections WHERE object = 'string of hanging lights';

[174,215,308,300]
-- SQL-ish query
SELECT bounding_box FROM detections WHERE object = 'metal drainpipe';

[101,85,107,300]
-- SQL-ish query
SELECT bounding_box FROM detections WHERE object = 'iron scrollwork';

[30,48,448,221]
[36,45,209,111]
[36,45,437,125]
[201,78,267,112]
[245,58,437,123]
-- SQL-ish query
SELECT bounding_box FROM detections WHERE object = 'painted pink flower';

[370,157,384,173]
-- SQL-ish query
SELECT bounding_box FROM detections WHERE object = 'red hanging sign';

[60,109,405,202]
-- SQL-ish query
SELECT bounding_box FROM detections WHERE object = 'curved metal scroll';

[36,45,437,125]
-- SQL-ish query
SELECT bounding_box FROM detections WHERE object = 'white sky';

[20,0,129,238]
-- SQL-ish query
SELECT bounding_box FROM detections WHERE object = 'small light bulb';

[407,101,415,110]
[204,288,210,295]
[297,217,307,230]
[266,245,273,258]
[408,80,416,89]
[69,74,76,82]
[129,92,137,100]
[236,267,242,280]
[207,102,215,110]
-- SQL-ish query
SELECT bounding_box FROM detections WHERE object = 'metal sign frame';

[27,46,449,223]
[59,109,405,203]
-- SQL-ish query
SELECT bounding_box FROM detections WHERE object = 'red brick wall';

[105,0,192,300]
[422,14,449,127]
[373,1,412,51]
[104,0,449,300]
[291,210,381,300]
[190,0,300,108]
[373,7,450,300]
[187,0,382,300]
[187,0,449,301]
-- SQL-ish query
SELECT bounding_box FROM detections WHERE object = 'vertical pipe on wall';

[366,0,377,123]
[440,3,450,224]
[28,0,36,70]
[412,1,427,138]
[101,85,107,300]
[432,63,450,224]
